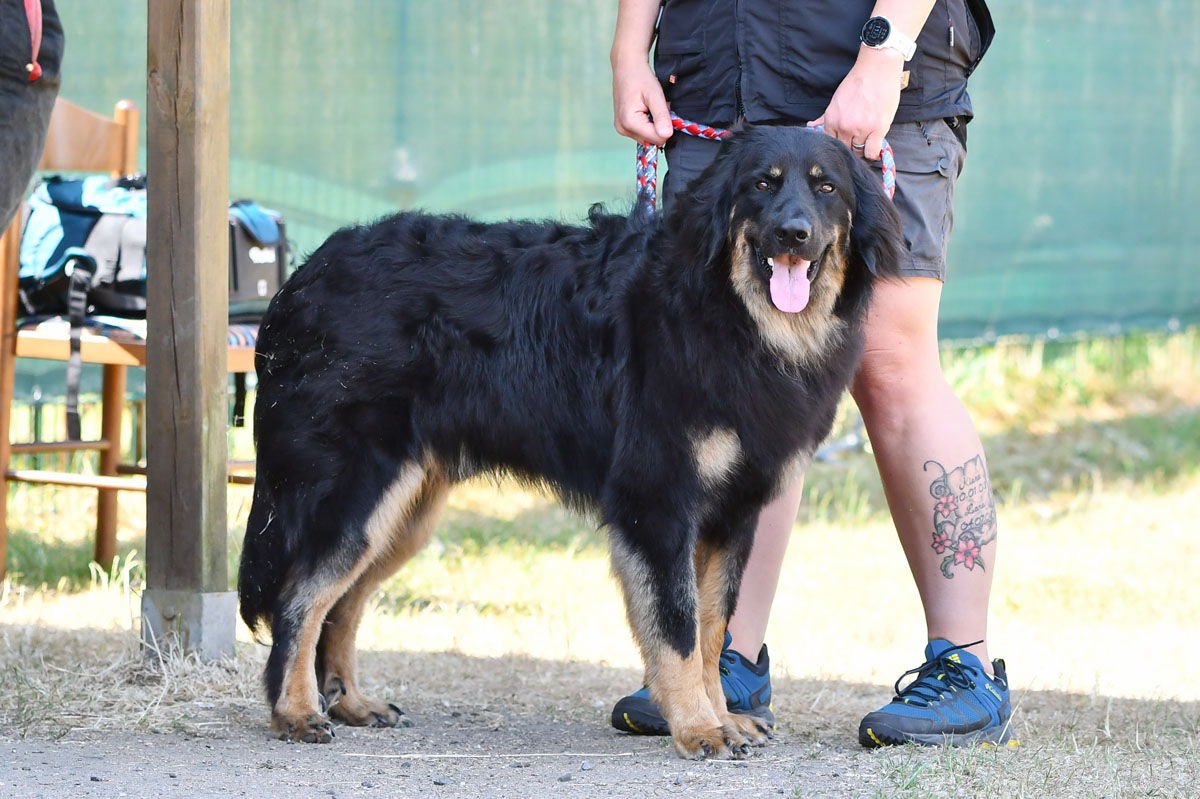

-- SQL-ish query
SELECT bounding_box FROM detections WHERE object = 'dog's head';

[668,125,904,363]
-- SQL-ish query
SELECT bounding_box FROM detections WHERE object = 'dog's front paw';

[670,723,751,760]
[271,711,335,744]
[722,710,773,746]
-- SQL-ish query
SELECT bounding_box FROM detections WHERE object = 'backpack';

[18,174,150,320]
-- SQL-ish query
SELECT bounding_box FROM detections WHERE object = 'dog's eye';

[818,183,835,194]
[755,180,771,191]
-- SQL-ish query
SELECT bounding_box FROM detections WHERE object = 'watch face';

[861,17,892,47]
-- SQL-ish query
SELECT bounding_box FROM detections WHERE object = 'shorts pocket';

[882,122,964,271]
[0,2,35,81]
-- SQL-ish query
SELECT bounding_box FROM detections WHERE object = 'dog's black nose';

[775,217,812,245]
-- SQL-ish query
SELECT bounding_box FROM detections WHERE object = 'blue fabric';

[230,200,280,246]
[19,176,145,281]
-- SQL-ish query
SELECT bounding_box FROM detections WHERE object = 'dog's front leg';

[609,530,744,760]
[695,532,772,748]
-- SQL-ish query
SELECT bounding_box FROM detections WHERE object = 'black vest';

[653,0,994,127]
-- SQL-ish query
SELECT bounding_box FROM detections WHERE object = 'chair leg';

[0,364,12,580]
[95,363,126,568]
[1,218,21,580]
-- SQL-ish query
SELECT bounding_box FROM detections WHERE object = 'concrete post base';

[141,589,237,661]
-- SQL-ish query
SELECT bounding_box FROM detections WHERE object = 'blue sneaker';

[611,632,774,735]
[859,639,1016,748]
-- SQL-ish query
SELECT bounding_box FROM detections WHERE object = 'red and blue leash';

[636,112,897,213]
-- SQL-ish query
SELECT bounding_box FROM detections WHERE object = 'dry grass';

[3,474,1198,795]
[2,332,1199,795]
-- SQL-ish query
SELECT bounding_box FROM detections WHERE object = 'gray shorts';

[660,119,967,281]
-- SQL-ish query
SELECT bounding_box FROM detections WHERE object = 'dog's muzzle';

[755,243,825,314]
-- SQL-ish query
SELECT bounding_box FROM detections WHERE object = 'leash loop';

[636,112,896,213]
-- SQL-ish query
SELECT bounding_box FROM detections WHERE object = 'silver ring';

[851,142,866,149]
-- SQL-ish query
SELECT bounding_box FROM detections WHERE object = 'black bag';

[228,199,289,321]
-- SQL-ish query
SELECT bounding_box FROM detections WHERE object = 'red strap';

[25,0,43,81]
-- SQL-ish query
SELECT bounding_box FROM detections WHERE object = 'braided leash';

[636,112,897,213]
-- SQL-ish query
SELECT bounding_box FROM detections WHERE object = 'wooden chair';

[0,98,256,579]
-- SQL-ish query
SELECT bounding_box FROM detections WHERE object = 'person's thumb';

[648,91,672,142]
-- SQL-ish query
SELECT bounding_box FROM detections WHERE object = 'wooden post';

[142,0,235,659]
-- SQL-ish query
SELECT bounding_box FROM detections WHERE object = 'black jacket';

[653,0,994,127]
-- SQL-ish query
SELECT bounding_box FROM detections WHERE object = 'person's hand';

[612,59,673,145]
[810,47,904,161]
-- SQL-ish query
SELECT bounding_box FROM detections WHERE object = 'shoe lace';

[892,640,984,707]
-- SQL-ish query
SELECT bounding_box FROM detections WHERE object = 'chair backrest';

[38,98,139,176]
[1,99,139,346]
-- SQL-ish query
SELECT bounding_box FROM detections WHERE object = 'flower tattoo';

[925,456,997,578]
[954,537,981,570]
[931,529,952,554]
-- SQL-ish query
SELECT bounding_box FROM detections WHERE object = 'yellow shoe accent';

[622,713,643,734]
[866,727,886,747]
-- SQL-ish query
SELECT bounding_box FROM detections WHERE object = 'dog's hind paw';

[329,697,405,729]
[272,712,335,744]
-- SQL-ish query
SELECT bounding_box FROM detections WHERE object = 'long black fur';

[238,126,903,717]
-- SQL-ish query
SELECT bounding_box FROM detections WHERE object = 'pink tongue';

[769,262,811,313]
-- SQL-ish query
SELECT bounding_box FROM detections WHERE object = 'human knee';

[850,344,946,424]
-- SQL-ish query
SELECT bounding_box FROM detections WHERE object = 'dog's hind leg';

[267,458,435,743]
[317,469,449,728]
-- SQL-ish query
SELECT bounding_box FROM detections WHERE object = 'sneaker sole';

[860,719,1015,749]
[612,704,775,737]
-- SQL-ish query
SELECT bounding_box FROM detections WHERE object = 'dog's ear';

[847,150,905,280]
[665,132,743,268]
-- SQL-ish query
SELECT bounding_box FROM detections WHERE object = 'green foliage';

[6,330,1199,591]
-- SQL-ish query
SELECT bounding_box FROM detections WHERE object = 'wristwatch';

[860,16,917,61]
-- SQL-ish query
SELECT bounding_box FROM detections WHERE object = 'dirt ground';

[1,712,873,799]
[4,644,1197,799]
[1,648,894,799]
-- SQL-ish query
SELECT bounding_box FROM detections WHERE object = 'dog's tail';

[237,488,287,637]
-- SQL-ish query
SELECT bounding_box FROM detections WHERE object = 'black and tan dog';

[237,126,903,760]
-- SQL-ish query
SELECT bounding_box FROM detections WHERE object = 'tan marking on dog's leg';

[693,428,742,490]
[321,471,450,727]
[609,537,735,760]
[695,542,770,748]
[694,541,733,722]
[271,459,433,742]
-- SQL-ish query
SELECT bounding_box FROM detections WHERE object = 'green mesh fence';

[29,0,1200,362]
